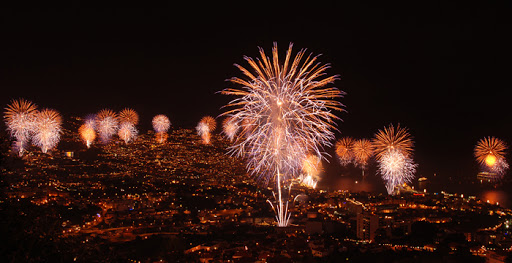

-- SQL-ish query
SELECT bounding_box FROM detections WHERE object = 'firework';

[352,139,374,174]
[118,122,138,144]
[474,137,508,178]
[119,108,139,125]
[96,109,119,144]
[79,124,96,148]
[222,117,239,142]
[117,108,139,144]
[84,114,96,129]
[221,43,343,226]
[335,137,354,166]
[152,114,171,133]
[474,137,507,165]
[152,115,171,143]
[378,149,417,194]
[33,109,62,153]
[3,99,38,156]
[490,158,510,176]
[300,154,323,189]
[196,116,216,144]
[373,124,413,160]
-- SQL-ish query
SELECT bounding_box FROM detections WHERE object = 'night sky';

[0,4,509,180]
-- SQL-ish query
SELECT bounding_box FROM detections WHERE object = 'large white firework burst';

[152,114,170,133]
[378,149,417,195]
[118,122,138,144]
[4,99,38,156]
[33,109,62,153]
[96,109,119,144]
[222,43,343,226]
[152,114,171,143]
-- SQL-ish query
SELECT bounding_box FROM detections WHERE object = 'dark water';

[318,169,512,208]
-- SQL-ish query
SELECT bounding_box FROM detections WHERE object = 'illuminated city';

[1,5,510,262]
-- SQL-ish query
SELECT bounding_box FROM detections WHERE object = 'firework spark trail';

[196,116,216,144]
[475,136,509,178]
[352,139,374,175]
[152,115,171,143]
[222,117,239,142]
[33,109,62,153]
[222,43,343,226]
[4,99,38,156]
[378,149,417,194]
[335,137,354,166]
[373,124,413,160]
[118,122,138,144]
[96,109,119,144]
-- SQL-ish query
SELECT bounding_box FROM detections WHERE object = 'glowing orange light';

[485,154,496,167]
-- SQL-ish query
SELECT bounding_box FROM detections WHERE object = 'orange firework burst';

[119,108,139,125]
[201,116,216,132]
[4,98,38,123]
[353,139,374,169]
[79,124,96,148]
[335,137,354,166]
[96,109,118,121]
[37,108,62,124]
[373,124,413,160]
[474,137,507,166]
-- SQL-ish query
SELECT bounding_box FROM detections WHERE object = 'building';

[357,212,379,241]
